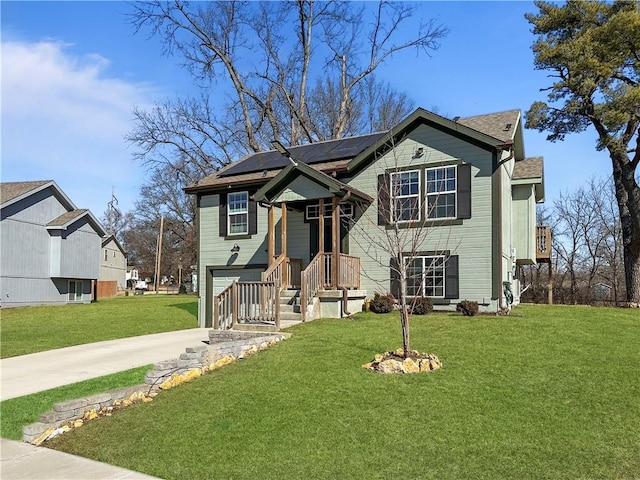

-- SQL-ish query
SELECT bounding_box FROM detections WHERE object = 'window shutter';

[457,163,472,219]
[444,255,459,299]
[390,256,400,299]
[248,198,257,235]
[219,193,227,237]
[378,174,390,225]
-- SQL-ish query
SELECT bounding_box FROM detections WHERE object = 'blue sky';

[1,1,612,220]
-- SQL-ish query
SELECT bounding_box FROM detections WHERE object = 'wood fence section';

[96,280,117,299]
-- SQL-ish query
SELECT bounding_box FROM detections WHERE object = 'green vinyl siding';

[347,123,496,307]
[512,184,536,264]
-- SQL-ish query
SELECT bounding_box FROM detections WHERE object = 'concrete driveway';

[0,328,210,401]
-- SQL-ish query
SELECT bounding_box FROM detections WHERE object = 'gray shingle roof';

[0,180,52,206]
[46,209,89,227]
[513,157,543,180]
[456,109,520,144]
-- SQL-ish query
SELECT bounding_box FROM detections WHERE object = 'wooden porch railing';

[300,253,360,321]
[262,254,302,290]
[262,253,286,287]
[338,253,361,289]
[536,226,552,263]
[213,280,280,330]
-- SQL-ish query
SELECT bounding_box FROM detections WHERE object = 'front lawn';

[0,365,151,440]
[0,295,198,358]
[47,305,639,479]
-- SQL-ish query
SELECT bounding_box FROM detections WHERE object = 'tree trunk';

[400,267,410,357]
[611,152,640,303]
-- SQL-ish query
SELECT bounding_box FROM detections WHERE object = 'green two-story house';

[186,108,546,329]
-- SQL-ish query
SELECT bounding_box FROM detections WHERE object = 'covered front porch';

[213,161,371,331]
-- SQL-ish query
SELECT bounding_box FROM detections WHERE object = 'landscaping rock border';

[23,331,290,445]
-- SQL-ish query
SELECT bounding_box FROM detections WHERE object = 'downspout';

[496,145,515,313]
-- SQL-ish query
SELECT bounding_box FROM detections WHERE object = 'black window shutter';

[378,174,390,225]
[248,198,257,235]
[457,163,472,219]
[390,255,401,299]
[444,255,459,299]
[219,193,227,237]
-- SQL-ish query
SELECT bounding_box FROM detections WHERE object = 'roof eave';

[347,108,509,173]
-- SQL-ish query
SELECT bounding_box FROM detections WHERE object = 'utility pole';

[107,187,118,235]
[154,216,164,292]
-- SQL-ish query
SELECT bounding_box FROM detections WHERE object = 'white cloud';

[1,40,157,217]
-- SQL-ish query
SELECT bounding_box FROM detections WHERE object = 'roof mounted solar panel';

[218,132,386,177]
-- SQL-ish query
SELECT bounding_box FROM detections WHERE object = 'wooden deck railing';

[262,253,286,287]
[300,253,326,322]
[536,226,552,262]
[300,253,360,321]
[213,281,280,330]
[261,254,302,290]
[338,253,361,289]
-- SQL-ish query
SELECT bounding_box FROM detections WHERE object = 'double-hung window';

[426,166,456,219]
[405,255,445,298]
[391,170,420,222]
[228,191,248,235]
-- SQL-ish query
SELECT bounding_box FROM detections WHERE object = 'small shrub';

[410,297,433,315]
[456,300,479,316]
[179,284,188,295]
[369,293,395,314]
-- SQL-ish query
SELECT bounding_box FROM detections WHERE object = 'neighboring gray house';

[0,180,106,307]
[100,235,127,290]
[186,108,547,329]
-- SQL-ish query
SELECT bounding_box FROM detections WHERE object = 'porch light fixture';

[231,243,240,253]
[271,140,298,166]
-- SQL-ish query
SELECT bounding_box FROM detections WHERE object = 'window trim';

[227,191,249,236]
[390,169,421,223]
[404,254,446,299]
[425,165,457,220]
[305,203,353,221]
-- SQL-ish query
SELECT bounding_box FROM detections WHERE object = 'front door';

[309,218,348,260]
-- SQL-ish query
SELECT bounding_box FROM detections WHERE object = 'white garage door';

[211,268,262,296]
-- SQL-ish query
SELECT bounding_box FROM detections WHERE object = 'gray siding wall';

[0,189,99,307]
[347,124,497,308]
[55,219,101,279]
[100,239,127,288]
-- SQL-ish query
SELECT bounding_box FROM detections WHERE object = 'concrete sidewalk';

[0,438,161,479]
[0,328,210,401]
[1,328,211,480]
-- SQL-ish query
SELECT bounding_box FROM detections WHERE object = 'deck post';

[281,202,288,287]
[319,198,325,287]
[268,204,275,265]
[275,284,281,331]
[332,196,340,289]
[548,263,554,305]
[231,280,238,329]
[213,294,220,330]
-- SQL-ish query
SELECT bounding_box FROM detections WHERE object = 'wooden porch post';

[267,204,275,265]
[548,263,554,305]
[281,202,288,287]
[332,196,340,289]
[319,198,324,287]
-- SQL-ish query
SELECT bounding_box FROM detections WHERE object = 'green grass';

[0,365,151,440]
[47,305,639,479]
[0,295,198,358]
